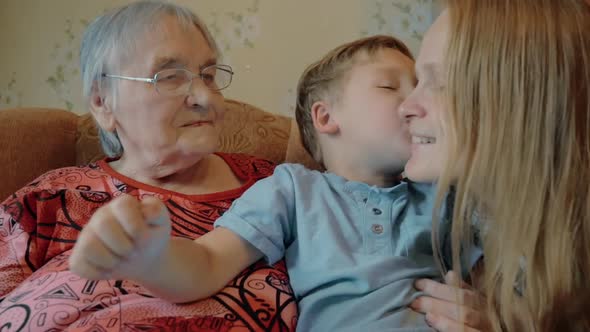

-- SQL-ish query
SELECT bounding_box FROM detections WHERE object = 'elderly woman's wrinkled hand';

[410,271,490,332]
[69,194,172,282]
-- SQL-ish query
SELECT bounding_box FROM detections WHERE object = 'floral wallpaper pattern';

[208,0,261,54]
[0,72,21,108]
[0,0,438,116]
[363,0,435,52]
[45,18,90,111]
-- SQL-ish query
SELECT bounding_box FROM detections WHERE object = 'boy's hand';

[69,194,171,282]
[410,271,490,332]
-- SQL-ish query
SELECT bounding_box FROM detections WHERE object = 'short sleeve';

[214,164,297,265]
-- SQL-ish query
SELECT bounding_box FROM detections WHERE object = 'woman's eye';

[201,74,215,83]
[161,74,178,81]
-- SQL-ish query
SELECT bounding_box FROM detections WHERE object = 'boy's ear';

[310,101,339,135]
[89,83,116,132]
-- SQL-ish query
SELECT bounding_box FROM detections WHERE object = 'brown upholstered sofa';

[0,99,320,201]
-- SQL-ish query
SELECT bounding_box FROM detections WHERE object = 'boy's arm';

[139,227,262,303]
[147,164,302,303]
[72,165,298,303]
[70,195,262,304]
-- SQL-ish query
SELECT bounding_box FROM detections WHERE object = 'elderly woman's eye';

[201,73,215,84]
[160,74,178,81]
[158,71,182,82]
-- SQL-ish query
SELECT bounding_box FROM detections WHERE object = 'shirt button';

[372,208,382,215]
[371,224,384,234]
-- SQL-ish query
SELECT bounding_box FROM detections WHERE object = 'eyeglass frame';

[101,64,234,95]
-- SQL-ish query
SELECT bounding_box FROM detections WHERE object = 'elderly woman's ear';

[89,83,116,132]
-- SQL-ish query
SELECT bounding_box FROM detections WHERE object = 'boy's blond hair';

[295,35,413,166]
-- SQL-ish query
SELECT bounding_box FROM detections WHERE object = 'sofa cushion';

[0,108,78,200]
[219,100,292,164]
[76,113,104,164]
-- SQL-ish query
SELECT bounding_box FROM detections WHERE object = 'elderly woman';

[401,0,589,331]
[0,1,296,330]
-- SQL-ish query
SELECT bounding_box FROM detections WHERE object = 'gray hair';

[80,0,219,157]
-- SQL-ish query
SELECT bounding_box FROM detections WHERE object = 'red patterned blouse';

[0,153,297,331]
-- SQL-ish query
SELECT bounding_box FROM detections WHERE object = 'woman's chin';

[179,132,219,153]
[404,160,440,183]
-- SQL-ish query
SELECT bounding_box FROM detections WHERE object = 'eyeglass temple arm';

[102,74,155,83]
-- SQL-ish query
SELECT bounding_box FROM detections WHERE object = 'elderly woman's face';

[399,11,450,183]
[106,16,225,163]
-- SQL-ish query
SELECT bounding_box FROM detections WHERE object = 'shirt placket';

[362,189,393,255]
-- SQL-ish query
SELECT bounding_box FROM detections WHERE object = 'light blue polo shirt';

[215,163,476,331]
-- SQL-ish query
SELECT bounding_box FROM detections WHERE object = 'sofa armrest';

[0,100,319,201]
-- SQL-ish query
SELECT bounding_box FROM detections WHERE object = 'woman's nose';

[398,94,426,122]
[186,80,226,119]
[186,79,214,110]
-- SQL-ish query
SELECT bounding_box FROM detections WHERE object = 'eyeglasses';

[101,64,234,96]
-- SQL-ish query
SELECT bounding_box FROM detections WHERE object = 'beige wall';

[0,0,438,116]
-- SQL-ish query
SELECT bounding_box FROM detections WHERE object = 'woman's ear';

[311,101,339,135]
[89,83,116,132]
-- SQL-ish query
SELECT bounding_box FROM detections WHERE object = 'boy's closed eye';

[377,85,400,91]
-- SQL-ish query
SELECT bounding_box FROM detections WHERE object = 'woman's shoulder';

[216,152,276,181]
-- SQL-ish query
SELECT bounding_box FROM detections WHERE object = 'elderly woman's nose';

[186,80,214,108]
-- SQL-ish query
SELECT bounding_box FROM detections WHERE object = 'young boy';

[70,35,447,331]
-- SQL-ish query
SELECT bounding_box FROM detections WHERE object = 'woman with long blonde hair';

[401,0,590,331]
